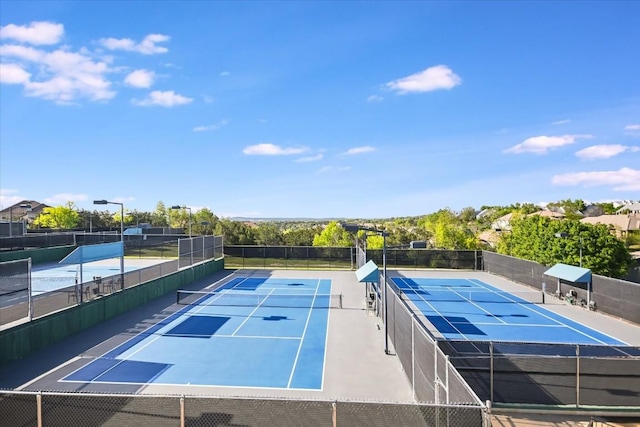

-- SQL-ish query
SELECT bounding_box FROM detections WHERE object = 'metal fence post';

[332,400,337,427]
[28,257,33,321]
[576,344,580,408]
[36,392,42,427]
[180,395,185,427]
[411,317,416,399]
[490,342,494,403]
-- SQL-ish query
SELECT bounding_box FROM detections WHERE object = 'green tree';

[150,201,168,227]
[501,216,632,278]
[282,227,321,246]
[168,207,191,233]
[192,208,219,235]
[33,202,81,229]
[255,223,284,245]
[418,208,477,249]
[215,219,256,244]
[312,221,353,247]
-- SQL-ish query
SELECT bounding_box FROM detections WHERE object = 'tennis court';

[61,276,336,390]
[391,277,626,346]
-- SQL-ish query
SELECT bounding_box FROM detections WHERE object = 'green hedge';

[0,258,224,365]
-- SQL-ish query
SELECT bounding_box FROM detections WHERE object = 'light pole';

[341,222,391,355]
[94,200,124,289]
[171,205,193,265]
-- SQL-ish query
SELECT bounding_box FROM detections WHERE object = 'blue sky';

[1,1,639,218]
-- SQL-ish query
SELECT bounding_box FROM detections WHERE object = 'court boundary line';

[465,278,627,346]
[320,279,333,391]
[60,275,255,383]
[393,277,471,341]
[287,279,320,388]
[230,288,276,336]
[60,274,333,390]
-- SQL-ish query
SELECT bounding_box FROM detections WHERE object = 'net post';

[339,293,343,309]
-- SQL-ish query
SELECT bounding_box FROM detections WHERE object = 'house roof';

[616,202,640,214]
[528,210,566,218]
[580,214,640,231]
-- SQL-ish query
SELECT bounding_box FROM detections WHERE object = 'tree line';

[28,200,636,278]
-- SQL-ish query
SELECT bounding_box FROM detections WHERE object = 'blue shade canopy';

[544,263,591,283]
[356,260,380,283]
[59,242,124,264]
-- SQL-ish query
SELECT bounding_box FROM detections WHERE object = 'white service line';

[287,280,320,388]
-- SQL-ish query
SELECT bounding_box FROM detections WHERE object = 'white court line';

[465,278,624,345]
[396,278,471,341]
[59,273,256,385]
[163,333,301,340]
[320,279,332,392]
[287,279,320,389]
[448,288,508,325]
[230,288,275,336]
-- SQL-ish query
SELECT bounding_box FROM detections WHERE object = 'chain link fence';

[0,236,223,327]
[482,251,640,324]
[438,340,640,407]
[178,235,224,269]
[384,279,484,407]
[0,391,488,427]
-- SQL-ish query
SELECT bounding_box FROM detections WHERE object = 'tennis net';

[177,290,343,309]
[401,288,544,304]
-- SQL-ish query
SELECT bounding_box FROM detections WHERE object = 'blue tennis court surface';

[392,277,626,346]
[61,277,334,390]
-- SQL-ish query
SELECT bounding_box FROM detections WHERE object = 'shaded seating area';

[544,263,594,310]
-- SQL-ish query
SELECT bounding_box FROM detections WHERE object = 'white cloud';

[552,167,640,191]
[317,166,351,174]
[243,143,308,156]
[0,188,21,208]
[575,144,640,160]
[552,119,571,125]
[124,69,155,88]
[220,71,230,77]
[504,134,593,154]
[625,124,640,136]
[385,65,461,94]
[0,63,31,84]
[0,21,64,45]
[193,119,229,132]
[0,44,45,61]
[202,95,214,103]
[295,154,323,162]
[133,90,193,107]
[43,193,88,205]
[0,45,116,103]
[99,33,169,55]
[343,146,376,155]
[367,95,383,102]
